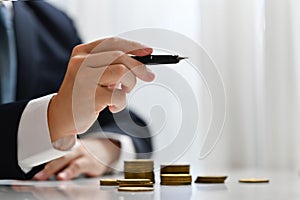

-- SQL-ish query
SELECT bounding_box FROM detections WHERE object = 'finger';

[74,37,153,56]
[99,64,136,92]
[128,47,153,56]
[108,89,127,113]
[95,86,126,113]
[84,51,155,82]
[33,150,81,181]
[94,86,113,112]
[56,157,89,180]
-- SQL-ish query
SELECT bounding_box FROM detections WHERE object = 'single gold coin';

[118,187,154,192]
[117,179,152,184]
[119,182,154,187]
[195,176,227,184]
[124,159,154,164]
[239,178,269,183]
[99,179,118,186]
[160,181,191,186]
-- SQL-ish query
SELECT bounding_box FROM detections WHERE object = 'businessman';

[0,1,154,180]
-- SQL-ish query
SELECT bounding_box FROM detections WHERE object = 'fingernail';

[142,48,152,54]
[147,69,155,81]
[58,172,68,180]
[147,68,153,73]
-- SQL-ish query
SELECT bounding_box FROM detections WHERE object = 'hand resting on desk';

[34,138,120,180]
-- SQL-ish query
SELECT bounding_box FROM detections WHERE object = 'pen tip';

[178,56,188,61]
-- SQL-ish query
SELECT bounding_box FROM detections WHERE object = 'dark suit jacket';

[0,1,152,180]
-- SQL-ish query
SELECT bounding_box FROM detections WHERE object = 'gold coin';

[125,169,153,173]
[160,164,190,174]
[160,174,192,182]
[160,181,191,186]
[119,182,154,187]
[124,160,153,168]
[117,179,152,184]
[124,172,155,183]
[99,179,118,186]
[239,178,269,183]
[118,187,154,192]
[124,171,154,176]
[124,159,154,163]
[195,176,227,184]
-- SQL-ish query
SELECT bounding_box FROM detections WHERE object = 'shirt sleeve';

[17,94,78,173]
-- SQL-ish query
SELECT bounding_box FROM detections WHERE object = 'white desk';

[0,170,299,200]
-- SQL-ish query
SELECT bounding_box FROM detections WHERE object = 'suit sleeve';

[0,101,28,179]
[0,96,79,180]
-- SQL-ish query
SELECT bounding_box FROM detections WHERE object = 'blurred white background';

[47,0,300,173]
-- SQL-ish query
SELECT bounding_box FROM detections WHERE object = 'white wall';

[48,0,200,43]
[198,0,300,172]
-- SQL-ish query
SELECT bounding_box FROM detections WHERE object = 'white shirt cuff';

[17,94,78,173]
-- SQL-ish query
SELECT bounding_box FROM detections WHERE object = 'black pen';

[131,55,187,65]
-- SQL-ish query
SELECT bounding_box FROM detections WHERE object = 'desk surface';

[0,170,299,200]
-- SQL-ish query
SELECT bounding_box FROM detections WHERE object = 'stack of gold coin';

[117,179,154,192]
[160,164,192,185]
[124,160,155,183]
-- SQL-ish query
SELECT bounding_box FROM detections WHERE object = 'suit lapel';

[13,1,39,100]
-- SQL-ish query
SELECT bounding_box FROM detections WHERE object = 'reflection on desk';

[0,170,300,200]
